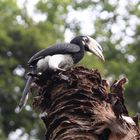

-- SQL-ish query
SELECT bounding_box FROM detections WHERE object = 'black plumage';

[28,43,82,66]
[16,35,105,113]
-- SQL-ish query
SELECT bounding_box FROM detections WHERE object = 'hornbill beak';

[87,36,105,61]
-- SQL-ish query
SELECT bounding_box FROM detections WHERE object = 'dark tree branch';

[31,66,140,140]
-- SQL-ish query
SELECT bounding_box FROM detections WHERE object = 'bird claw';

[58,72,69,81]
[55,67,66,72]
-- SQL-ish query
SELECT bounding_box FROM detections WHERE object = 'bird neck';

[73,49,85,64]
[70,41,85,63]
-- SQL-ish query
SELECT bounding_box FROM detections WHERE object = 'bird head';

[71,35,105,61]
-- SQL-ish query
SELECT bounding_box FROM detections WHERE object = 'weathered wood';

[32,66,140,140]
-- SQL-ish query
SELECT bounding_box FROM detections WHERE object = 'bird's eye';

[83,37,89,43]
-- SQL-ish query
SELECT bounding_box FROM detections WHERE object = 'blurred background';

[0,0,140,139]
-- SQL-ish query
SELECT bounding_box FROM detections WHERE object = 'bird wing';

[28,43,80,66]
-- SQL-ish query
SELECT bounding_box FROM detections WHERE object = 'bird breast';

[37,54,74,72]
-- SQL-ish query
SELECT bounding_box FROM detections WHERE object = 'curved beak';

[87,36,105,61]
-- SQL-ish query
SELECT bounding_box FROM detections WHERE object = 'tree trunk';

[32,66,140,140]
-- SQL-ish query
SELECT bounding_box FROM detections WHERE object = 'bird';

[15,35,105,113]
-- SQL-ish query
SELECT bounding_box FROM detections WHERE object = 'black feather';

[28,43,81,66]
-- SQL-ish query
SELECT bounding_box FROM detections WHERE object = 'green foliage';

[0,0,140,139]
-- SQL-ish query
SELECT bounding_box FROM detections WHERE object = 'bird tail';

[15,76,33,113]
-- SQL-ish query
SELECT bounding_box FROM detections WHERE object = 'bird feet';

[58,72,71,83]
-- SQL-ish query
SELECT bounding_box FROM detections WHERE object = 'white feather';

[48,54,73,70]
[37,54,73,72]
[37,56,51,72]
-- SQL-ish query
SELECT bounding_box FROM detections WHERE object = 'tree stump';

[32,66,140,140]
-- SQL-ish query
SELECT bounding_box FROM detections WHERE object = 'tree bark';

[32,66,140,140]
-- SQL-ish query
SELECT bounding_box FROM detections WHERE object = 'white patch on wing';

[37,54,74,72]
[48,54,73,70]
[37,56,51,72]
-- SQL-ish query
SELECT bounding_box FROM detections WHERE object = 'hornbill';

[16,35,105,113]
